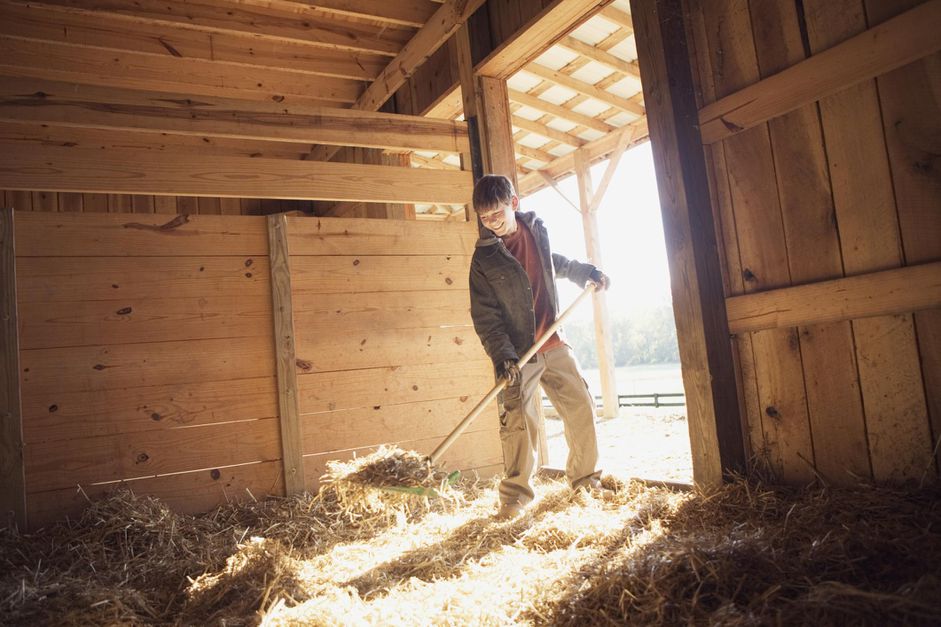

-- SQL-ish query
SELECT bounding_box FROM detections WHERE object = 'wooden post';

[266,214,306,496]
[631,0,746,486]
[574,150,619,419]
[0,208,26,529]
[477,76,519,189]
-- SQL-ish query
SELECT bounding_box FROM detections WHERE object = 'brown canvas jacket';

[468,210,596,367]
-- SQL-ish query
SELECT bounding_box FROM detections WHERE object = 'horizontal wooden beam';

[524,62,646,116]
[557,36,642,79]
[0,1,386,81]
[0,143,474,204]
[235,0,436,28]
[699,0,941,144]
[0,35,357,106]
[353,0,486,112]
[30,0,410,56]
[478,0,611,79]
[518,120,648,195]
[508,88,616,133]
[0,78,469,153]
[512,114,586,147]
[598,5,634,32]
[516,143,559,164]
[726,262,941,334]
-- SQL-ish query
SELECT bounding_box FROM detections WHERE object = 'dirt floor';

[545,408,693,484]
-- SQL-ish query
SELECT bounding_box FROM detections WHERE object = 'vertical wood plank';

[219,198,242,215]
[198,197,222,215]
[177,196,199,215]
[804,0,932,482]
[241,198,263,216]
[703,0,815,484]
[631,0,746,486]
[131,195,155,214]
[574,150,618,419]
[0,208,26,529]
[58,193,84,213]
[478,76,518,188]
[750,0,870,483]
[31,191,57,212]
[267,214,305,496]
[153,195,179,214]
[107,194,133,213]
[82,193,108,213]
[866,0,941,479]
[9,192,32,212]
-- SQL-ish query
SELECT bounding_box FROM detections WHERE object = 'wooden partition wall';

[2,211,497,529]
[672,0,941,485]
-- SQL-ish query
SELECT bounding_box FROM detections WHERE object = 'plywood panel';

[27,460,284,528]
[18,294,273,349]
[17,256,268,302]
[14,212,268,257]
[20,337,275,394]
[303,427,502,491]
[290,255,470,294]
[25,417,282,492]
[22,376,278,444]
[303,397,498,455]
[298,360,494,414]
[286,216,476,256]
[805,0,932,482]
[294,291,471,335]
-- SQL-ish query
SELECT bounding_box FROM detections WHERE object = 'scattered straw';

[2,464,939,626]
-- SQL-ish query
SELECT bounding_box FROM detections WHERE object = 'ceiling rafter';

[524,62,645,116]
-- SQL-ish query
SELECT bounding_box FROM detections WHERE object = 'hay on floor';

[2,469,939,626]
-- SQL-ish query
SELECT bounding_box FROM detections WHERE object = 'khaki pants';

[497,345,601,506]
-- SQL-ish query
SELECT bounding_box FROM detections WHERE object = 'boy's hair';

[472,175,515,212]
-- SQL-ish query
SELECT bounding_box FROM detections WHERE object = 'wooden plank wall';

[0,190,312,216]
[685,0,940,485]
[284,216,503,486]
[13,212,281,527]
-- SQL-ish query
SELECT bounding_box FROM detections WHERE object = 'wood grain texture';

[25,417,282,493]
[0,143,474,204]
[267,214,305,495]
[727,262,941,333]
[0,208,26,529]
[20,337,275,394]
[27,459,284,528]
[286,216,476,256]
[805,0,932,483]
[21,376,278,444]
[699,0,941,143]
[866,0,941,479]
[631,0,745,486]
[293,290,471,334]
[13,212,268,257]
[289,255,470,294]
[298,360,494,415]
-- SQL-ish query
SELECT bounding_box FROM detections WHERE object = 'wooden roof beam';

[599,6,634,32]
[0,142,474,204]
[512,115,586,148]
[508,88,616,133]
[524,62,645,116]
[558,36,642,79]
[0,78,469,154]
[516,143,559,164]
[244,0,437,29]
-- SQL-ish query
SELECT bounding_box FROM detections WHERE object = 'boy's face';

[477,195,519,237]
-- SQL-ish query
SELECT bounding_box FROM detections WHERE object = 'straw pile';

[2,462,939,626]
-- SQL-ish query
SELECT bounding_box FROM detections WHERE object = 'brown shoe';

[581,477,616,501]
[494,502,525,520]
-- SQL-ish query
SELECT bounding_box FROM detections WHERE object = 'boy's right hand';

[498,360,521,386]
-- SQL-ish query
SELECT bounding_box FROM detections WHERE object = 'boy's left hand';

[588,269,611,291]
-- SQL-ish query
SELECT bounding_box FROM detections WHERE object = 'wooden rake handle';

[428,284,597,465]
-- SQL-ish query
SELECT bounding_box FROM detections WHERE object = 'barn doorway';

[523,142,693,484]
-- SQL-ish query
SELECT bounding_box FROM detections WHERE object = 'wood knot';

[116,307,132,315]
[210,469,221,480]
[136,452,150,464]
[295,358,313,371]
[93,364,106,371]
[353,259,360,266]
[765,406,781,419]
[151,412,162,421]
[453,337,464,345]
[244,258,254,267]
[48,404,58,413]
[742,268,757,282]
[445,277,453,285]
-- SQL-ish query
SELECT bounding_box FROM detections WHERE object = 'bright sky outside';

[521,142,673,322]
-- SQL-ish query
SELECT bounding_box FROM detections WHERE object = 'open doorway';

[522,142,693,484]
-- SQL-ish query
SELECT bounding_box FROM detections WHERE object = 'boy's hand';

[588,268,611,291]
[498,360,521,386]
